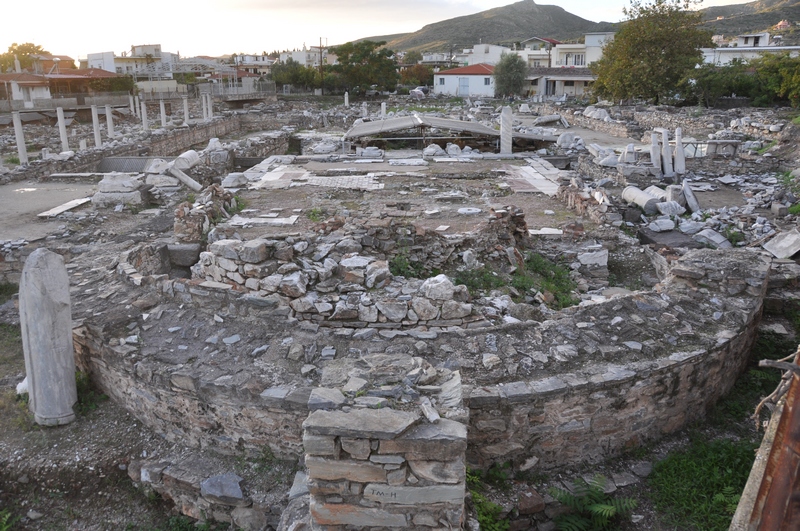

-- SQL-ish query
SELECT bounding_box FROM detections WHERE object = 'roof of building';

[0,73,48,84]
[436,63,494,76]
[521,37,562,45]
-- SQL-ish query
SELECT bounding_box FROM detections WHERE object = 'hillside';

[699,0,800,43]
[362,0,617,52]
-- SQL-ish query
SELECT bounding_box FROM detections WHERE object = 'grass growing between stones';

[549,475,637,531]
[0,282,17,305]
[648,436,757,531]
[75,371,108,416]
[0,323,24,380]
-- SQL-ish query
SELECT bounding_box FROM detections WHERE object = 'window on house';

[744,37,749,45]
[564,81,575,87]
[574,54,585,66]
[116,67,123,73]
[439,77,444,85]
[484,77,491,85]
[531,79,539,86]
[753,36,760,46]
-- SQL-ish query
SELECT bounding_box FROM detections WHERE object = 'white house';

[232,54,274,76]
[83,44,179,78]
[279,46,334,67]
[452,44,511,67]
[701,32,800,65]
[0,73,51,109]
[433,63,495,97]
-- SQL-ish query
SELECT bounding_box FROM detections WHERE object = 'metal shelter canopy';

[343,114,500,140]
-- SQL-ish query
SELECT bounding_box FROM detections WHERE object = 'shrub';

[549,475,637,531]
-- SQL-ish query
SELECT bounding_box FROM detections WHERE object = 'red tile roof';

[0,73,48,84]
[436,63,494,76]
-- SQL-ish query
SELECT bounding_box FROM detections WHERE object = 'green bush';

[453,267,505,292]
[471,491,509,531]
[75,371,108,415]
[389,252,427,279]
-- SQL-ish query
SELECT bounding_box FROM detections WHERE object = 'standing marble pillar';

[56,107,69,152]
[91,105,102,147]
[673,127,686,178]
[655,127,674,177]
[141,100,149,130]
[344,91,349,107]
[500,106,513,155]
[12,112,29,165]
[182,95,190,124]
[650,133,660,169]
[134,96,140,117]
[20,248,77,426]
[381,102,387,119]
[129,94,136,115]
[206,94,213,119]
[159,100,167,127]
[361,102,368,118]
[105,105,115,138]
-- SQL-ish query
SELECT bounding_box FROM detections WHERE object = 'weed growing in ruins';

[485,461,512,490]
[130,515,225,531]
[549,475,637,531]
[517,253,578,309]
[648,436,756,531]
[306,208,325,222]
[0,282,18,305]
[230,195,246,214]
[756,140,777,155]
[722,226,745,246]
[471,491,510,531]
[789,203,800,215]
[453,267,505,293]
[389,252,427,279]
[3,156,20,166]
[0,508,19,531]
[74,371,108,416]
[708,330,791,430]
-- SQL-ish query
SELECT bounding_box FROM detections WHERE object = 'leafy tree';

[0,42,50,73]
[750,52,800,107]
[678,60,756,107]
[492,52,528,97]
[329,41,398,91]
[270,58,318,90]
[404,51,423,64]
[400,64,434,86]
[591,0,712,104]
[89,75,135,93]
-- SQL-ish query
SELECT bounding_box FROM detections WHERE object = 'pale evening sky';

[4,0,749,63]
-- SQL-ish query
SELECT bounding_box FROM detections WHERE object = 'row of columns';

[9,95,214,165]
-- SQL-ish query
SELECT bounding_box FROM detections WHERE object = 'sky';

[5,0,749,63]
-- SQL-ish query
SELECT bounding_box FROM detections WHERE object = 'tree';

[750,52,800,107]
[270,58,318,90]
[400,64,434,86]
[590,0,712,104]
[404,51,423,64]
[493,52,528,97]
[0,42,50,73]
[329,41,398,91]
[678,60,756,107]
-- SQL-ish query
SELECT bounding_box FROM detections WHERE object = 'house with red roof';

[432,63,495,97]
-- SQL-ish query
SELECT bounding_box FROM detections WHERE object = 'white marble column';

[134,96,140,117]
[159,99,167,127]
[206,94,213,119]
[673,127,686,177]
[183,95,190,124]
[141,100,149,130]
[381,102,387,119]
[20,248,77,426]
[500,106,513,155]
[11,112,28,165]
[105,105,114,138]
[650,133,660,169]
[129,94,135,115]
[91,105,102,147]
[56,107,69,152]
[344,91,349,107]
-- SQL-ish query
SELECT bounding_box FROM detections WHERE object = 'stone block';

[363,484,465,505]
[303,408,420,440]
[200,473,249,507]
[379,419,467,460]
[310,499,407,527]
[167,243,202,267]
[305,457,387,483]
[308,388,346,411]
[240,240,268,263]
[341,438,371,459]
[303,434,337,456]
[518,489,545,515]
[408,458,465,484]
[259,385,290,407]
[499,381,533,402]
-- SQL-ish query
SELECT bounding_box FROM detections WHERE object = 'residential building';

[453,44,510,67]
[30,55,77,74]
[701,32,800,65]
[82,44,180,79]
[232,54,274,76]
[518,37,560,68]
[279,46,334,67]
[0,73,51,109]
[432,63,495,97]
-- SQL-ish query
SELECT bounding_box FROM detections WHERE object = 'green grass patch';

[756,140,777,155]
[453,267,506,292]
[306,207,325,222]
[0,323,24,380]
[389,252,428,279]
[515,253,578,309]
[648,436,758,531]
[3,155,20,166]
[471,491,509,531]
[792,115,800,125]
[126,515,227,531]
[789,203,800,215]
[0,508,19,531]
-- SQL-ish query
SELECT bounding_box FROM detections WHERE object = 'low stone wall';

[147,117,244,157]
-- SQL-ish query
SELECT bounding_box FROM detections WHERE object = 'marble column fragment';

[673,127,686,177]
[12,112,28,164]
[141,100,149,130]
[500,106,513,154]
[105,104,115,138]
[183,96,190,124]
[20,248,77,426]
[91,105,102,147]
[56,107,69,152]
[159,100,167,127]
